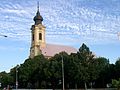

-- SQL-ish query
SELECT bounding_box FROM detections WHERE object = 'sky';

[0,0,120,72]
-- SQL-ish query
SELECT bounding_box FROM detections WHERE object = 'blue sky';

[0,0,120,72]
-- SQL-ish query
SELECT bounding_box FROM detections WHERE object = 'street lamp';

[16,66,19,89]
[61,55,64,90]
[0,34,7,37]
[0,76,2,88]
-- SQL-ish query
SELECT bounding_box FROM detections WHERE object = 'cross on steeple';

[37,1,39,12]
[33,1,43,25]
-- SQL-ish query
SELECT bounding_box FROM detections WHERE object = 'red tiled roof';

[40,44,77,57]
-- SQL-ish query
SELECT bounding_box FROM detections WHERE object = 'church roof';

[40,44,77,57]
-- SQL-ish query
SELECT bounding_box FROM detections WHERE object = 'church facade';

[29,5,77,58]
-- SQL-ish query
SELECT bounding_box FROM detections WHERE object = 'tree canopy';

[0,43,120,89]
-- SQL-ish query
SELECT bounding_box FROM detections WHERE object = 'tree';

[11,55,47,88]
[29,55,48,88]
[0,71,13,89]
[6,43,118,89]
[115,58,120,79]
[45,53,62,89]
[112,78,120,90]
[77,43,96,89]
[66,53,81,89]
[93,57,110,88]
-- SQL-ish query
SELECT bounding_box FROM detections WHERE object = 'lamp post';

[16,66,19,89]
[61,55,64,90]
[0,76,2,88]
[0,34,7,37]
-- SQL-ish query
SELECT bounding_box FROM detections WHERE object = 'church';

[29,4,77,59]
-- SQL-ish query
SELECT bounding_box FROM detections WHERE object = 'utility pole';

[61,55,64,90]
[0,76,2,88]
[16,66,19,89]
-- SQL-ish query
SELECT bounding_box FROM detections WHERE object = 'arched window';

[39,33,42,40]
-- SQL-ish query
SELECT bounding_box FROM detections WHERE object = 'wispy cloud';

[45,0,120,44]
[0,0,120,45]
[0,0,120,72]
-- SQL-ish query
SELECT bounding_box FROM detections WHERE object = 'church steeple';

[34,2,43,25]
[30,2,46,58]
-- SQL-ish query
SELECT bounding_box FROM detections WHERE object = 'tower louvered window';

[39,33,42,40]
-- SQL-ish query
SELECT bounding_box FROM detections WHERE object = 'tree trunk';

[67,83,69,88]
[75,83,77,89]
[85,82,87,90]
[52,81,55,90]
[90,82,92,89]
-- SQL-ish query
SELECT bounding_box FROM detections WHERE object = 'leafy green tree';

[0,71,13,88]
[66,53,80,89]
[115,58,120,79]
[112,78,120,90]
[10,65,20,88]
[45,52,76,89]
[60,52,73,89]
[77,43,92,89]
[77,43,96,89]
[10,55,47,88]
[94,57,110,88]
[28,55,47,88]
[45,53,62,89]
[6,43,119,89]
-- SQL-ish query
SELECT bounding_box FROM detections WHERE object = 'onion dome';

[34,2,43,25]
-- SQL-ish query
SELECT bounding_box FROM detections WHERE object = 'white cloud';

[0,0,120,45]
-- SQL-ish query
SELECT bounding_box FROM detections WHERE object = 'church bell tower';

[30,3,46,58]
